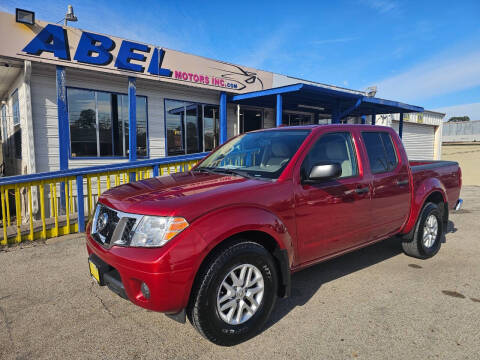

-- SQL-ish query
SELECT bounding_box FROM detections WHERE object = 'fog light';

[141,282,150,299]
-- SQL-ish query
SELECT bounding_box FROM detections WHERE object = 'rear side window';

[361,132,398,173]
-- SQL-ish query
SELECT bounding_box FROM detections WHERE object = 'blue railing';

[0,153,208,245]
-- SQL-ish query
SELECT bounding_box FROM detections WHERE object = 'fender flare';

[189,205,294,299]
[402,177,447,236]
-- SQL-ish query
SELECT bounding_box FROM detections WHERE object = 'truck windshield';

[196,129,311,179]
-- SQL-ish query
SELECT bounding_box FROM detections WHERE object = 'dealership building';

[0,10,444,177]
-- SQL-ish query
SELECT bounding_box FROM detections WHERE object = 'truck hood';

[99,171,268,220]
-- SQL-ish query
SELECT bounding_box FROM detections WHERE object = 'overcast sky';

[2,0,479,120]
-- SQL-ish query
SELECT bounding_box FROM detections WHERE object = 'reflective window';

[282,112,315,126]
[165,100,186,156]
[361,132,398,173]
[165,100,219,156]
[197,129,310,179]
[1,105,6,141]
[186,104,200,154]
[97,92,112,157]
[203,105,219,151]
[12,90,20,126]
[302,132,358,179]
[14,129,21,159]
[136,96,148,157]
[68,88,148,158]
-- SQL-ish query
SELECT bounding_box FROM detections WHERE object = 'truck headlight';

[127,216,189,247]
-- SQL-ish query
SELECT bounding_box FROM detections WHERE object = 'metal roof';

[230,83,423,116]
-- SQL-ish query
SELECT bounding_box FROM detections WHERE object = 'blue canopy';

[230,83,423,118]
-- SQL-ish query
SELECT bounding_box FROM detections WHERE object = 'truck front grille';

[91,204,142,248]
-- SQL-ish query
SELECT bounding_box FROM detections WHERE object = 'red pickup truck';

[86,124,462,345]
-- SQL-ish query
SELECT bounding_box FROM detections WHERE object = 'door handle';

[396,179,409,186]
[355,186,369,194]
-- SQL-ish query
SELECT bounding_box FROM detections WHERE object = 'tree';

[447,116,470,122]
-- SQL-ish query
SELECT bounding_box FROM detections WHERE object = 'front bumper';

[86,223,205,314]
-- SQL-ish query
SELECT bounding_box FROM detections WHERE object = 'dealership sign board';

[0,12,273,93]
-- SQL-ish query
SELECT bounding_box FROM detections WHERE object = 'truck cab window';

[303,132,358,179]
[362,132,398,173]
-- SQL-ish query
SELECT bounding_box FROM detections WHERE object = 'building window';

[14,129,21,159]
[67,88,148,158]
[282,112,315,126]
[165,99,219,156]
[0,105,6,142]
[12,90,20,126]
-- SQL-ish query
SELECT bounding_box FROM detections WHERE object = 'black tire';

[402,202,444,259]
[187,241,278,346]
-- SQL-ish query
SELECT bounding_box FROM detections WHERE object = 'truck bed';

[410,160,461,210]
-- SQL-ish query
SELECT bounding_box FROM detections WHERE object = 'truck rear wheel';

[402,202,443,259]
[187,241,278,346]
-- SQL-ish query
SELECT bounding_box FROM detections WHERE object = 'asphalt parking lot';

[1,186,479,360]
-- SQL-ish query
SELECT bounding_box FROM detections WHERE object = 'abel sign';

[0,11,272,93]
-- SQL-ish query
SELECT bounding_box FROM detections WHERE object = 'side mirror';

[306,162,342,183]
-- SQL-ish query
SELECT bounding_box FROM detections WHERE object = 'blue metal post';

[276,94,283,127]
[128,77,137,182]
[128,77,137,161]
[331,102,341,124]
[219,92,227,144]
[371,111,376,126]
[153,165,159,177]
[76,175,85,232]
[361,115,366,124]
[56,66,68,212]
[399,112,404,138]
[56,66,69,170]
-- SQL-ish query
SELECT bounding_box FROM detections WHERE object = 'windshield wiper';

[192,167,216,174]
[210,168,254,179]
[194,167,254,179]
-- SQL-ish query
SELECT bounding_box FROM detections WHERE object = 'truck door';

[294,131,372,264]
[360,131,410,240]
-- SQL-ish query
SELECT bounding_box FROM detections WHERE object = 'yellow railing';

[0,156,202,246]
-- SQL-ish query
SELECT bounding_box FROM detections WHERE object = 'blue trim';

[66,86,149,160]
[339,98,362,119]
[231,82,423,116]
[56,66,69,171]
[361,96,424,113]
[219,92,227,144]
[361,115,366,124]
[0,153,209,186]
[331,101,341,124]
[232,83,304,101]
[276,94,282,127]
[76,175,85,232]
[128,77,137,162]
[399,112,404,138]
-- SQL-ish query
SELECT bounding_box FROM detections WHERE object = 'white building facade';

[0,10,443,178]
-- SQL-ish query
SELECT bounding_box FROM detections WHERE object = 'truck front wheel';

[187,241,278,346]
[402,202,444,259]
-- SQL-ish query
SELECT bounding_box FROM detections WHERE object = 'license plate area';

[89,260,100,283]
[88,254,110,286]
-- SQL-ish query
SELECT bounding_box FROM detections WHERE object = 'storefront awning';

[230,83,423,118]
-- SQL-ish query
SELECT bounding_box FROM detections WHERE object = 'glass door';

[240,108,263,133]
